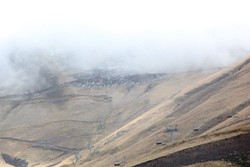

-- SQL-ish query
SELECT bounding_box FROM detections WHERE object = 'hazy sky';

[0,0,250,81]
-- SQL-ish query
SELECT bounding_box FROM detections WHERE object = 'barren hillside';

[0,66,213,166]
[1,57,250,167]
[57,57,250,167]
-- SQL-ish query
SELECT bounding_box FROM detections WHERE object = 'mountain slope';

[58,57,250,167]
[0,67,213,166]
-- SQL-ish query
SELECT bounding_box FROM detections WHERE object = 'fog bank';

[0,0,250,93]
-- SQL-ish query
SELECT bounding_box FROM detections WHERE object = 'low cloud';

[0,0,249,93]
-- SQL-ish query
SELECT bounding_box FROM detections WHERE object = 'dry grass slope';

[1,56,250,167]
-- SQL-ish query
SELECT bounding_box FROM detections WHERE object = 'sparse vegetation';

[1,153,28,167]
[0,57,250,166]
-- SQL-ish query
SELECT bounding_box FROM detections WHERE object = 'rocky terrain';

[71,73,166,88]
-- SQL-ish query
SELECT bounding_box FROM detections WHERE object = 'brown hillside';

[0,57,249,167]
[0,67,213,166]
[58,57,250,167]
